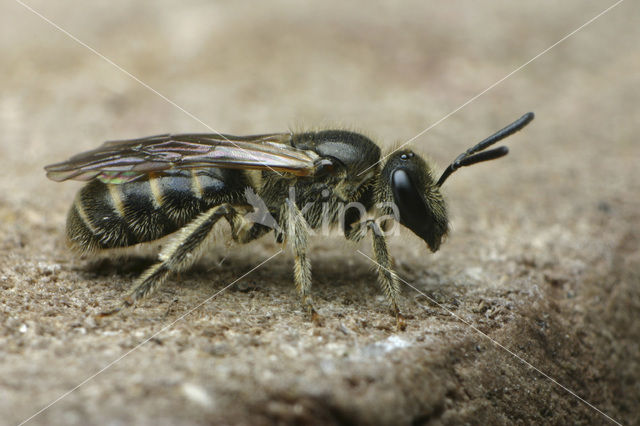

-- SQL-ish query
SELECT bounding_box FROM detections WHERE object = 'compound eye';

[391,168,445,251]
[392,169,426,228]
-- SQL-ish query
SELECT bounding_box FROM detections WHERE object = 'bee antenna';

[436,112,534,187]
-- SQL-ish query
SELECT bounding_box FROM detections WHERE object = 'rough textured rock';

[1,1,638,425]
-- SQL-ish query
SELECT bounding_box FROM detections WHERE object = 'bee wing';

[45,133,321,183]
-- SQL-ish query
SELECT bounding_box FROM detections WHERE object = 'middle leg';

[284,199,318,321]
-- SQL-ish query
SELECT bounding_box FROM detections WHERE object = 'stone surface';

[1,1,638,425]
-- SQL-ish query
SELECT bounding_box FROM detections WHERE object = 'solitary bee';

[45,113,534,328]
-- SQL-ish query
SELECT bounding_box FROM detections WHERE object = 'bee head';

[382,150,448,252]
[381,112,534,252]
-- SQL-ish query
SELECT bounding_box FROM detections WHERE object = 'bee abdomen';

[66,170,242,252]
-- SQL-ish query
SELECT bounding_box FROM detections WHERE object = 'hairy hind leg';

[122,203,248,307]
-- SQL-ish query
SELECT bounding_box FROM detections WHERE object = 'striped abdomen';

[66,168,250,252]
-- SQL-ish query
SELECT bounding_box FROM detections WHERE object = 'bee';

[45,112,534,328]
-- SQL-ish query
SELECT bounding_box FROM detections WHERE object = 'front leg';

[284,199,318,321]
[348,220,406,330]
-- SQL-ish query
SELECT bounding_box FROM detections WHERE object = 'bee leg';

[228,213,272,245]
[366,220,406,331]
[122,203,242,307]
[284,199,319,323]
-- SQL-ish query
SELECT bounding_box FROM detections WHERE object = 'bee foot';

[311,309,324,327]
[395,311,407,331]
[96,307,121,318]
[305,304,323,326]
[96,297,135,318]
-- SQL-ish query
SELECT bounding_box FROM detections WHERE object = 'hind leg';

[122,203,248,306]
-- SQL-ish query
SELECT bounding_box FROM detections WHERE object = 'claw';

[391,305,406,331]
[396,312,407,331]
[310,307,324,326]
[96,306,122,317]
[96,297,133,318]
[304,301,323,326]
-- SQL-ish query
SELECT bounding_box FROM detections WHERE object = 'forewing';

[45,133,320,183]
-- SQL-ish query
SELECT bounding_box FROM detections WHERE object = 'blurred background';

[1,1,638,424]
